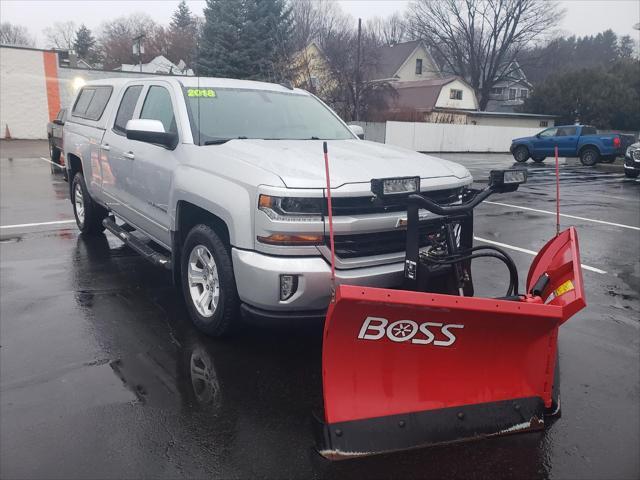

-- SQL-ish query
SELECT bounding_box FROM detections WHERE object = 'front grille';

[330,220,449,258]
[633,149,640,161]
[329,188,462,216]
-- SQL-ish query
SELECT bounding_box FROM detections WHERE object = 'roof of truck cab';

[84,76,307,94]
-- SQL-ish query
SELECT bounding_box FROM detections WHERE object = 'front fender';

[169,166,254,249]
[511,141,532,153]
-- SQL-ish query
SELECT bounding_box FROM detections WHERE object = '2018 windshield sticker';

[188,89,216,98]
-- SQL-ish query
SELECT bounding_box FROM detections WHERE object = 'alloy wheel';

[74,182,85,226]
[187,245,220,317]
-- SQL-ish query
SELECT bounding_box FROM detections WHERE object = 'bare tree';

[0,22,35,47]
[366,12,407,46]
[290,0,351,51]
[407,0,563,110]
[319,21,394,121]
[43,21,77,50]
[97,13,166,69]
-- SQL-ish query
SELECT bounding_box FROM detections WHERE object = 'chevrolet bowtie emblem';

[395,210,435,228]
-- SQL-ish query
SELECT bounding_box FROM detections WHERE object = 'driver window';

[539,127,558,137]
[140,86,177,134]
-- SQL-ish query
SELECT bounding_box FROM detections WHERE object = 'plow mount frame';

[317,148,584,460]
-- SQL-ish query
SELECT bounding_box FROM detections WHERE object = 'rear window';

[72,86,112,121]
[582,126,597,135]
[557,126,577,136]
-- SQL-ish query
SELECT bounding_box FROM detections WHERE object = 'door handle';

[123,152,135,160]
[101,144,110,151]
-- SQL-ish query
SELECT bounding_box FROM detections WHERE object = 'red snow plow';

[316,144,585,459]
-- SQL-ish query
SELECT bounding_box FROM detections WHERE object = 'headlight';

[258,195,323,222]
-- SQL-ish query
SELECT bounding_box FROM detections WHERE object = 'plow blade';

[317,228,585,459]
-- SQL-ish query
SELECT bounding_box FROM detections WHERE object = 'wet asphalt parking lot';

[1,140,638,479]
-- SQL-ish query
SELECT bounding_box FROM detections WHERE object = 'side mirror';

[535,133,541,138]
[126,119,178,149]
[53,119,65,126]
[348,124,365,140]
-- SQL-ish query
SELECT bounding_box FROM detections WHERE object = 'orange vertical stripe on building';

[43,51,61,121]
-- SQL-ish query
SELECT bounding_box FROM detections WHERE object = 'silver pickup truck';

[63,76,472,335]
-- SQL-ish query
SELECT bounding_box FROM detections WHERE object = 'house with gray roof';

[369,40,441,82]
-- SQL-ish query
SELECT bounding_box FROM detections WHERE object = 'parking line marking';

[39,156,63,168]
[484,201,640,231]
[474,236,607,274]
[0,220,76,229]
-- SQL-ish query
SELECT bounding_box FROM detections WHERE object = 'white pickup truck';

[63,76,472,335]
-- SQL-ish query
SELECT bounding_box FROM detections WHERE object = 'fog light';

[280,274,299,301]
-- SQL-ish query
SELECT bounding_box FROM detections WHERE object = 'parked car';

[63,77,473,336]
[624,142,640,178]
[47,108,67,174]
[510,125,635,166]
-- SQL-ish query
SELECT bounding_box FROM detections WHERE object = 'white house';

[117,55,193,75]
[485,61,532,113]
[383,76,479,123]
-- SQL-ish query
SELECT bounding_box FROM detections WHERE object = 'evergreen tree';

[197,0,292,80]
[244,0,292,81]
[520,29,631,84]
[171,0,194,30]
[198,0,249,78]
[73,24,97,63]
[520,60,640,130]
[169,0,197,68]
[618,35,635,59]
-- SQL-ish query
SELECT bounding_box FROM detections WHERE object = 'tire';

[71,172,107,235]
[625,169,639,178]
[181,224,239,337]
[49,139,61,172]
[532,156,546,163]
[580,147,599,166]
[512,146,529,163]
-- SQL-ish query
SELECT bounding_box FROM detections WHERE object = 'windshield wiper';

[203,136,248,145]
[263,136,323,140]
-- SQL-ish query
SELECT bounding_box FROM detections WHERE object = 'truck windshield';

[183,87,354,144]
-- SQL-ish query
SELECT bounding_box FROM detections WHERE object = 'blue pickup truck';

[510,125,634,166]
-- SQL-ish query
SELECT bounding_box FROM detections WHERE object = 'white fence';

[385,121,541,153]
[351,121,386,143]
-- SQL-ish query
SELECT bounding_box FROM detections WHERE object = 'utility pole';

[133,34,145,72]
[355,18,362,121]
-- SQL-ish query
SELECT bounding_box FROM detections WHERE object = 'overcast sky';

[1,0,639,47]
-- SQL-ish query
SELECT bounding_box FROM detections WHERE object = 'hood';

[207,139,470,188]
[512,136,535,143]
